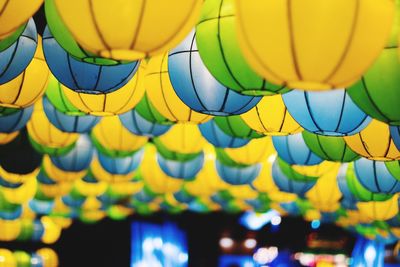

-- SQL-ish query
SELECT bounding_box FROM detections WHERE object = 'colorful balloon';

[235,0,394,90]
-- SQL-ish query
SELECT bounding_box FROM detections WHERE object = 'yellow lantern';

[235,0,394,90]
[39,182,73,198]
[2,176,37,204]
[91,116,148,155]
[0,219,21,242]
[0,166,39,184]
[91,157,135,183]
[43,156,86,183]
[0,38,49,108]
[228,185,259,200]
[74,176,107,197]
[36,248,59,267]
[62,63,145,116]
[80,209,106,223]
[0,0,42,40]
[344,120,400,161]
[109,181,143,196]
[291,161,340,177]
[223,137,275,165]
[82,196,102,211]
[0,132,19,145]
[41,216,62,244]
[357,195,399,221]
[155,123,206,154]
[0,249,16,267]
[241,95,302,135]
[53,0,202,61]
[141,145,184,194]
[145,53,212,124]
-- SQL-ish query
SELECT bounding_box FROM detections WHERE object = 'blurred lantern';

[344,120,400,161]
[357,195,399,221]
[153,123,206,157]
[91,116,148,157]
[53,0,202,61]
[218,137,274,165]
[27,101,79,156]
[338,163,392,202]
[214,115,264,139]
[0,130,42,182]
[157,152,204,179]
[354,157,400,194]
[13,251,31,267]
[2,176,37,204]
[50,135,94,172]
[41,216,61,244]
[0,38,49,108]
[109,179,143,196]
[119,108,171,138]
[43,26,140,94]
[74,172,107,197]
[168,30,261,116]
[140,145,185,194]
[241,95,302,136]
[196,0,289,96]
[43,155,87,183]
[0,18,37,84]
[0,106,33,133]
[97,148,143,175]
[0,132,19,145]
[0,0,42,40]
[42,96,100,133]
[347,6,400,126]
[91,157,135,183]
[273,133,323,166]
[272,159,316,197]
[216,159,261,185]
[302,131,360,162]
[36,248,58,267]
[198,119,249,148]
[0,219,21,241]
[276,158,321,182]
[145,53,211,124]
[283,89,371,136]
[0,249,16,267]
[235,0,394,90]
[62,63,145,116]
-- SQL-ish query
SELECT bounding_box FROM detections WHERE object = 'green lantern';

[0,23,26,52]
[214,116,264,139]
[13,250,31,267]
[134,93,173,125]
[277,158,319,182]
[196,0,288,96]
[302,131,360,162]
[347,3,400,126]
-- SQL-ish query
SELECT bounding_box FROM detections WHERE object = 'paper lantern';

[36,248,59,267]
[235,0,394,90]
[273,133,323,166]
[91,116,148,157]
[0,18,37,84]
[0,23,25,52]
[145,53,211,124]
[140,146,184,194]
[13,251,31,267]
[50,135,94,172]
[157,152,204,179]
[283,89,371,136]
[216,159,261,185]
[53,0,202,61]
[272,160,316,197]
[338,163,392,202]
[108,180,143,196]
[2,176,37,204]
[219,137,274,165]
[97,149,143,175]
[41,217,61,244]
[43,155,87,183]
[27,101,79,155]
[0,132,19,145]
[91,157,135,183]
[62,63,145,116]
[0,38,49,108]
[133,93,173,125]
[0,0,42,40]
[43,96,100,133]
[391,126,400,150]
[214,115,264,139]
[74,173,107,197]
[241,94,302,136]
[198,119,249,148]
[344,120,400,161]
[357,195,399,221]
[119,108,171,138]
[354,157,400,194]
[43,27,139,94]
[196,0,289,96]
[0,106,33,133]
[277,158,322,182]
[168,30,261,116]
[302,131,360,162]
[0,249,16,267]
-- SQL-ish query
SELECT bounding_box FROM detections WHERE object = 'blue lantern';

[390,126,400,150]
[29,199,54,215]
[50,135,94,172]
[0,176,22,188]
[0,106,33,133]
[198,119,249,148]
[168,30,261,116]
[337,164,359,210]
[216,159,261,185]
[283,89,371,136]
[157,152,204,179]
[31,220,45,242]
[42,96,100,133]
[354,157,400,194]
[0,18,37,84]
[132,187,157,203]
[36,168,56,185]
[119,109,171,137]
[174,189,196,204]
[97,149,143,175]
[272,133,323,166]
[272,160,316,196]
[280,201,302,216]
[42,26,139,94]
